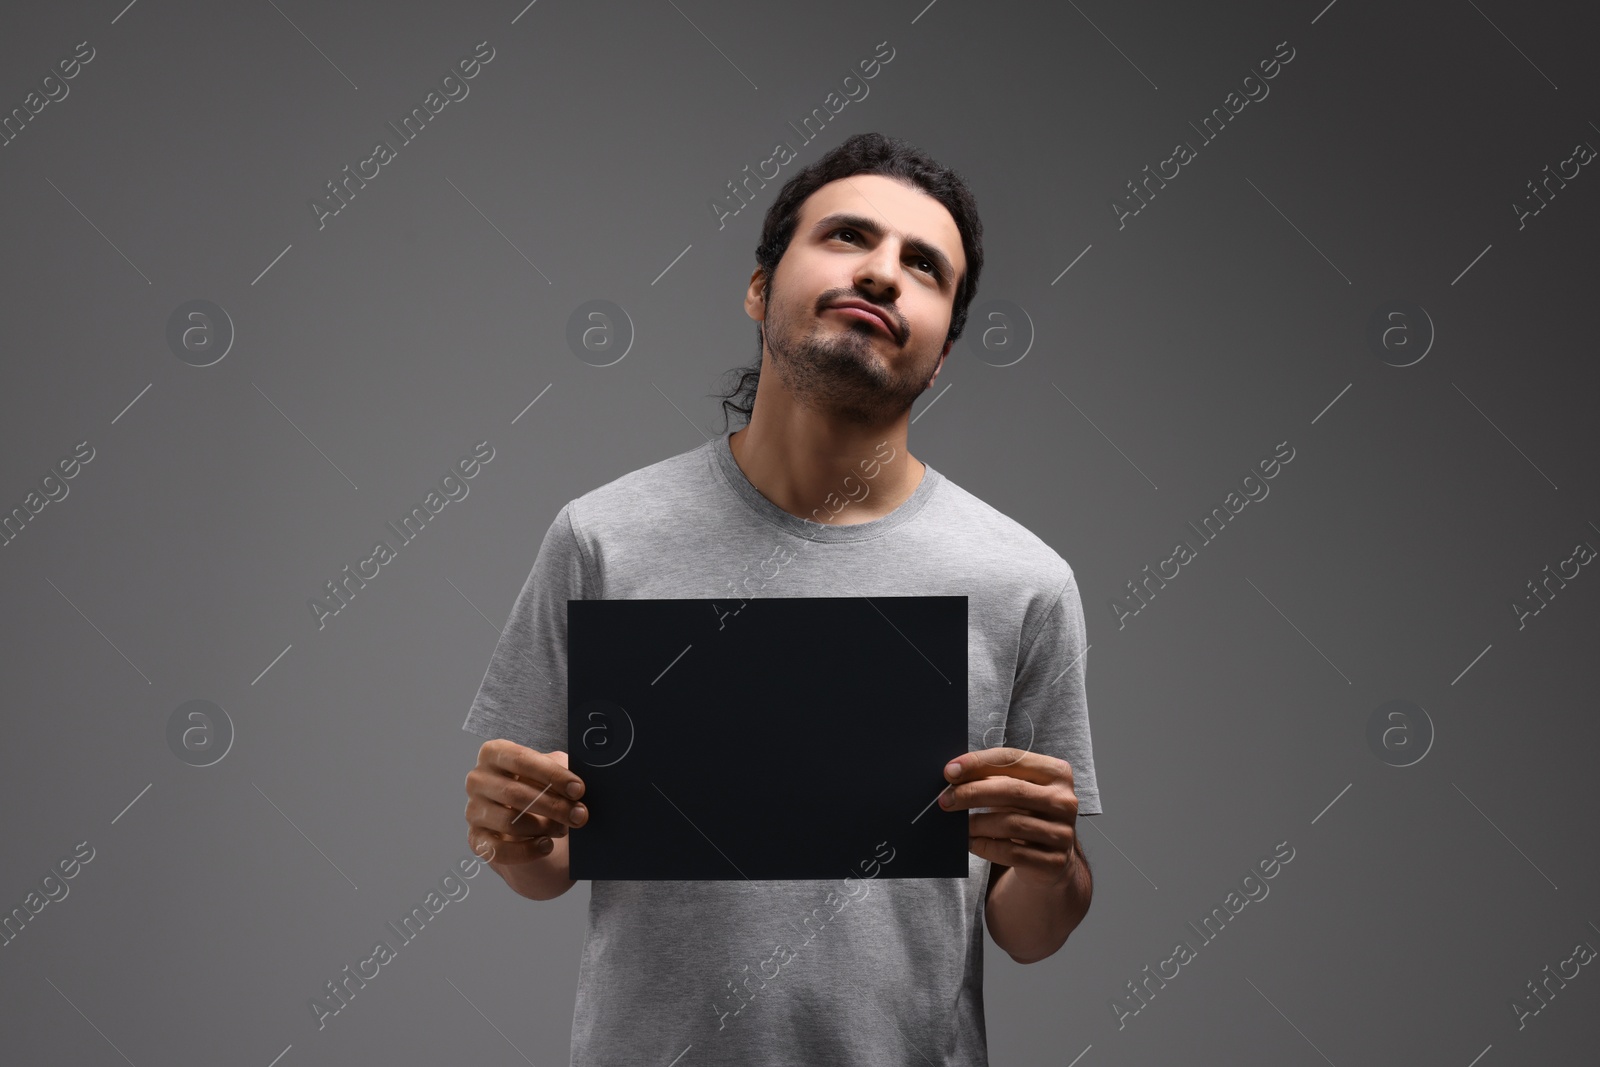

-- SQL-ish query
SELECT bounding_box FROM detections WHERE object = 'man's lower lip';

[827,306,893,336]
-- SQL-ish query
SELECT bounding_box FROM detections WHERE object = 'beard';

[763,288,939,427]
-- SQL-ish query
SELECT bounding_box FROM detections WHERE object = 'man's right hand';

[465,739,588,868]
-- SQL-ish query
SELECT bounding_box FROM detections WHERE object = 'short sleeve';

[460,502,595,754]
[1010,572,1102,814]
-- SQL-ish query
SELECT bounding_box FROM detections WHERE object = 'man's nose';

[855,239,907,294]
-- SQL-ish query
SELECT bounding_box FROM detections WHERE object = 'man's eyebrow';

[810,212,957,286]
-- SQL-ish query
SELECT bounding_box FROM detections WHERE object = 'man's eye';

[832,229,937,279]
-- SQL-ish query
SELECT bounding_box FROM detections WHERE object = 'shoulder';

[563,439,717,535]
[926,470,1077,594]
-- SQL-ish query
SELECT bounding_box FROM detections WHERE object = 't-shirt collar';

[708,429,941,542]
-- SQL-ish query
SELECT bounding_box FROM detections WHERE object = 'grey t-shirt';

[461,430,1101,1067]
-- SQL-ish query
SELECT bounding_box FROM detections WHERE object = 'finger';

[478,823,559,858]
[468,796,565,839]
[969,834,1071,879]
[475,752,589,829]
[941,776,1061,814]
[467,767,588,831]
[472,768,588,830]
[967,810,1074,852]
[470,827,557,866]
[946,749,1068,786]
[487,739,587,800]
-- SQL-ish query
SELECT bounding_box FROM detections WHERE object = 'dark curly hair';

[710,132,984,433]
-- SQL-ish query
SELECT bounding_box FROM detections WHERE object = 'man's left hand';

[938,748,1079,890]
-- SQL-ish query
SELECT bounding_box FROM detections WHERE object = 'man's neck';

[727,416,925,526]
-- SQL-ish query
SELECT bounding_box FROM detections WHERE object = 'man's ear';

[744,268,769,322]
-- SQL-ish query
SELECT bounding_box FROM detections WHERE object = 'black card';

[566,595,968,880]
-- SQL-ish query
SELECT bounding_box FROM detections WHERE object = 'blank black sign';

[566,595,968,880]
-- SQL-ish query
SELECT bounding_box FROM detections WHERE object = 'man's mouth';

[825,302,898,340]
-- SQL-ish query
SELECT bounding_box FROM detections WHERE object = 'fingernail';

[945,761,962,779]
[571,804,587,825]
[566,781,584,799]
[537,837,553,852]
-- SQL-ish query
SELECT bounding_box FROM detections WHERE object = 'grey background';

[2,0,1597,1064]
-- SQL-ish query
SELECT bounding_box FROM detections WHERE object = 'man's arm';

[984,836,1092,964]
[982,571,1100,963]
[461,501,594,889]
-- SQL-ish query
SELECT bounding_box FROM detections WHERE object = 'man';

[461,131,1102,1066]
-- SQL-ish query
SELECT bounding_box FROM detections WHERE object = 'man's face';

[746,173,966,427]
